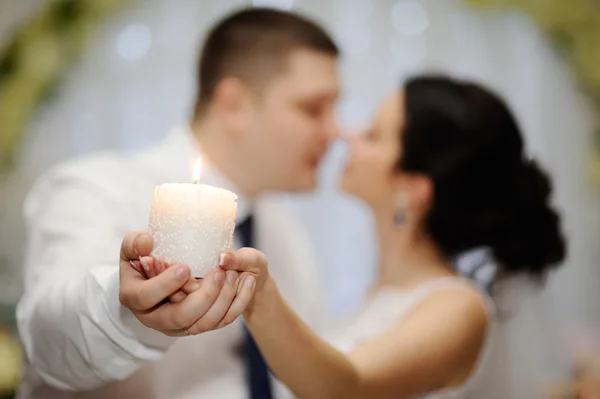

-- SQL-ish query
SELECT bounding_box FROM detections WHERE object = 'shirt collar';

[155,124,252,221]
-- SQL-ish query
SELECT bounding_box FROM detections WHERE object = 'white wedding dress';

[328,276,497,399]
[274,248,550,399]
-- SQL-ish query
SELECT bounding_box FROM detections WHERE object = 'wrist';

[244,273,277,323]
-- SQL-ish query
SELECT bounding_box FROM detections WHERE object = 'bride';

[218,74,567,398]
[145,74,566,398]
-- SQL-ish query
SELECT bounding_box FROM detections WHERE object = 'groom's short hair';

[194,7,339,118]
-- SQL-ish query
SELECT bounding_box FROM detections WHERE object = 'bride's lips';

[343,160,352,173]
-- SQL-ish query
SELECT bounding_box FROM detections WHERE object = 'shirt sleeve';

[16,167,176,391]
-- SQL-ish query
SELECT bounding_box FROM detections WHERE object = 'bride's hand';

[219,248,269,295]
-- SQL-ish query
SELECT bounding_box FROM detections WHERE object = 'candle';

[148,157,238,277]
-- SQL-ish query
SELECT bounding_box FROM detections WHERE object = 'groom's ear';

[213,77,254,137]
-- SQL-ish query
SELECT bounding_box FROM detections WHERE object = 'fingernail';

[219,253,226,266]
[214,269,225,283]
[226,270,238,285]
[175,266,188,280]
[245,276,256,288]
[140,257,150,272]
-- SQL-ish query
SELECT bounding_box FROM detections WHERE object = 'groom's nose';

[323,117,340,143]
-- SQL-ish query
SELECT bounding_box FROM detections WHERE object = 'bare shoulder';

[409,283,490,330]
[348,282,491,397]
[400,283,490,386]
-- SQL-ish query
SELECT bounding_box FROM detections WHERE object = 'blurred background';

[1,0,600,397]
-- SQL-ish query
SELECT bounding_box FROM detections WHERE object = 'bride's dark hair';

[399,75,566,277]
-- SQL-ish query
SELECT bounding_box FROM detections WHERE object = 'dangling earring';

[394,192,408,225]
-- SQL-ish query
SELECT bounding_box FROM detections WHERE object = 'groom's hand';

[118,232,255,335]
[133,256,201,303]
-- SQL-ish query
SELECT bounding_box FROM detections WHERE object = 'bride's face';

[341,92,403,208]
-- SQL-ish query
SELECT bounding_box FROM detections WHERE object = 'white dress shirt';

[16,126,325,399]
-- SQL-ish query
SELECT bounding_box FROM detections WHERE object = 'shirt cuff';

[99,267,177,352]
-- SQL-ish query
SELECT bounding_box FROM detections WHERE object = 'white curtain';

[1,0,599,395]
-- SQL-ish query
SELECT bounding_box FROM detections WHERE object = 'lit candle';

[148,157,238,277]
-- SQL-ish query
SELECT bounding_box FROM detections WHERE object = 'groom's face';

[241,48,341,192]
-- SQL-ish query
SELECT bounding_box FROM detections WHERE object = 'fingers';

[120,264,191,310]
[141,268,226,330]
[120,231,153,262]
[169,290,187,304]
[156,257,167,276]
[129,260,144,275]
[186,270,239,334]
[140,256,198,303]
[217,274,256,328]
[140,256,161,278]
[219,248,268,274]
[170,278,201,303]
[181,278,201,294]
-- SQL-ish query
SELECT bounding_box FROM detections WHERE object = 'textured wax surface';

[148,183,237,277]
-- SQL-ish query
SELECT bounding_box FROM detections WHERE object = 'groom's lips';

[306,153,322,169]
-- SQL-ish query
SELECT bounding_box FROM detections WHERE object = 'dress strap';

[404,277,496,398]
[408,276,496,320]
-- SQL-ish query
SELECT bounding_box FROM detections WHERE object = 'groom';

[17,7,340,399]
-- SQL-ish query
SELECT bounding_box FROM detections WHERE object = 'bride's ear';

[394,173,433,216]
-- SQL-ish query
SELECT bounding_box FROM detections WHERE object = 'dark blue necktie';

[236,215,273,399]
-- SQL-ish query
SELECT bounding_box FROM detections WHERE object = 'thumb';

[120,231,153,261]
[219,248,267,274]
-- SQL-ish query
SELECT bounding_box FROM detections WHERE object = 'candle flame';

[193,157,202,184]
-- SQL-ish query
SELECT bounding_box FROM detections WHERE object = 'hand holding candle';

[119,231,256,336]
[148,157,238,277]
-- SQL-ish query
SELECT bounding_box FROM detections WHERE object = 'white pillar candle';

[148,158,237,277]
